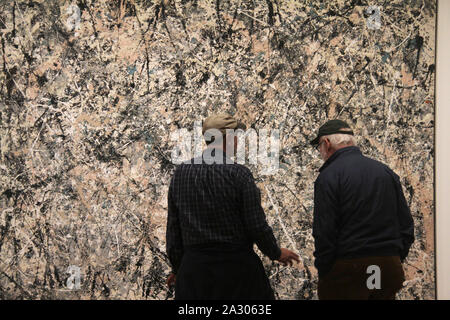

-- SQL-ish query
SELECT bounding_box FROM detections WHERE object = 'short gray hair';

[322,132,357,148]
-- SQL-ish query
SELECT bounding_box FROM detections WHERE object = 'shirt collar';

[319,146,362,172]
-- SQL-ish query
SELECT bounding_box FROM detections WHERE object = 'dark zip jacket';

[313,146,415,277]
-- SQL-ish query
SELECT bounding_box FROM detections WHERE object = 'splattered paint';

[0,0,435,299]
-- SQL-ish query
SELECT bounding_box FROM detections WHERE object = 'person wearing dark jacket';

[310,119,415,300]
[166,113,299,300]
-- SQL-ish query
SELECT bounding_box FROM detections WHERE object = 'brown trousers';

[318,256,405,300]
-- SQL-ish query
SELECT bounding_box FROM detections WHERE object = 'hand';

[166,273,176,287]
[277,248,300,266]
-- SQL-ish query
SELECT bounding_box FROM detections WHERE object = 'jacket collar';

[319,146,362,172]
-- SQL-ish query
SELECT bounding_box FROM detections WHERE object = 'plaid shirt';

[166,148,281,274]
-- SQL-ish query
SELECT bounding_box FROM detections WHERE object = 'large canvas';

[0,0,435,299]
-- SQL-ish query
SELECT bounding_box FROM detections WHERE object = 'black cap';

[310,119,354,146]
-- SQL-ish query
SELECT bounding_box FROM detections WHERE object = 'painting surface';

[0,0,435,299]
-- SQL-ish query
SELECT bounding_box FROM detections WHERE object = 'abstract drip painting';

[0,0,435,299]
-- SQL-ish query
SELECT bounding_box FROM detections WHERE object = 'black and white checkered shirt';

[166,148,281,274]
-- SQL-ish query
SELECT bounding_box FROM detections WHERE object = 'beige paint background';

[436,0,450,300]
[0,0,436,299]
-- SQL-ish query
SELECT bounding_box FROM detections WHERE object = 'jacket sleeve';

[313,176,339,277]
[239,170,281,261]
[393,173,415,262]
[166,169,184,274]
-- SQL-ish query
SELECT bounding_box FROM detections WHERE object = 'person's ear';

[324,138,332,150]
